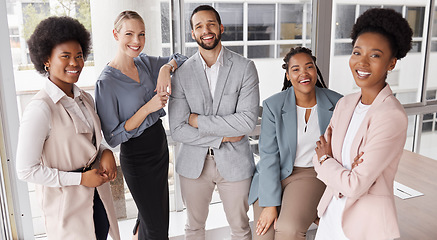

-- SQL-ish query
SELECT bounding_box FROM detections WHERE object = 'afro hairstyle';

[350,8,413,59]
[27,16,91,75]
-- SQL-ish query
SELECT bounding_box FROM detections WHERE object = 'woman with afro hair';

[16,16,120,240]
[313,8,412,240]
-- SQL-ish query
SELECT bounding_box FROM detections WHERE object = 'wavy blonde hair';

[114,10,144,31]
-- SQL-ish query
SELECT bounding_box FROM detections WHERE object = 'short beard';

[196,32,221,50]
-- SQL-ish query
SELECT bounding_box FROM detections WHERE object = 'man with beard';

[169,5,260,240]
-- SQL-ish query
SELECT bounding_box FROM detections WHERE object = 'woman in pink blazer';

[313,8,413,240]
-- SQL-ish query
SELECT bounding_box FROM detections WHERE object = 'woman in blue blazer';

[248,47,342,240]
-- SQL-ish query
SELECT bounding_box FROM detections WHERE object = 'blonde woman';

[95,11,186,240]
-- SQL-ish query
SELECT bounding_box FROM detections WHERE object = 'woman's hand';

[316,126,333,159]
[155,64,172,94]
[145,92,169,114]
[80,169,109,188]
[256,206,278,236]
[99,149,117,181]
[352,152,364,169]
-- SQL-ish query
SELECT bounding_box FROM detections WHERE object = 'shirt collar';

[199,45,224,70]
[44,78,82,103]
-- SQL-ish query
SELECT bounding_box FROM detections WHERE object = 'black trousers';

[93,188,110,240]
[120,119,169,240]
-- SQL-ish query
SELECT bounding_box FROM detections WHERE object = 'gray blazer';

[169,47,260,182]
[248,86,342,206]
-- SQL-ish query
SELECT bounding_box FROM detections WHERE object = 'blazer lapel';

[315,87,335,135]
[192,53,213,114]
[213,48,232,114]
[348,84,393,163]
[282,88,298,162]
[332,92,361,163]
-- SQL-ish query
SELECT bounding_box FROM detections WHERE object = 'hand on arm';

[99,149,117,181]
[155,59,178,94]
[80,169,109,188]
[256,206,278,236]
[190,113,244,142]
[315,126,333,164]
[124,92,169,131]
[352,152,364,169]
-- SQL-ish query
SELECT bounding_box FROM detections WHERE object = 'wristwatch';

[319,154,331,165]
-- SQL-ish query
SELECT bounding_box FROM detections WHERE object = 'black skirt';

[120,119,169,240]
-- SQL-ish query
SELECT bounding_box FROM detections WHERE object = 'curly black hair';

[281,46,327,91]
[27,16,91,75]
[351,8,412,60]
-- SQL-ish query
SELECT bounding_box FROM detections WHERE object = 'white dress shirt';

[16,79,95,187]
[294,105,319,167]
[199,46,224,100]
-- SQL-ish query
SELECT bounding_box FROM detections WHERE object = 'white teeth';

[129,46,140,50]
[203,36,213,40]
[66,71,78,74]
[357,70,371,76]
[299,79,310,83]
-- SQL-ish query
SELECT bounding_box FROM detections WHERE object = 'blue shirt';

[95,53,187,147]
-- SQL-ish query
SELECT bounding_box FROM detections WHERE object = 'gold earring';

[44,65,49,72]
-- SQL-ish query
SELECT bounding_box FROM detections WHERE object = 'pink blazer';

[313,84,407,240]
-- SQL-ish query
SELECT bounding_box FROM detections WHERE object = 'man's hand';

[222,135,244,143]
[189,113,199,128]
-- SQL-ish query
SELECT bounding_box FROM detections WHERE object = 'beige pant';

[253,167,325,240]
[180,155,252,240]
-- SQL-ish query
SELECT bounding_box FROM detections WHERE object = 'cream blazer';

[313,84,407,240]
[33,90,120,240]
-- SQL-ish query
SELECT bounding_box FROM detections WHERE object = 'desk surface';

[395,150,437,239]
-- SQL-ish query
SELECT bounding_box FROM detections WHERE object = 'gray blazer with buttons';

[169,47,260,182]
[248,86,342,206]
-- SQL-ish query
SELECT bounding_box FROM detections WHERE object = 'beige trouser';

[180,155,252,240]
[253,167,325,240]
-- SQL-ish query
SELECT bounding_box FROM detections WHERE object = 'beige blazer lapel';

[213,49,233,115]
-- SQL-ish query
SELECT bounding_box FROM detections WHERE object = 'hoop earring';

[44,65,49,72]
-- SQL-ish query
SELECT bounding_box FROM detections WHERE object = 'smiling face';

[191,10,223,51]
[45,40,84,95]
[114,19,145,58]
[349,32,397,95]
[286,52,318,98]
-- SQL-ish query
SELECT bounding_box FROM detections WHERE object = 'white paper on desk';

[393,181,424,200]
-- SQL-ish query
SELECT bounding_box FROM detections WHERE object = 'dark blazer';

[248,86,342,206]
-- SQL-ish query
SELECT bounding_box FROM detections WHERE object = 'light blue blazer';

[248,86,342,206]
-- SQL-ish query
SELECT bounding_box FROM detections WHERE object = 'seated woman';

[15,16,120,240]
[314,8,413,240]
[248,47,342,240]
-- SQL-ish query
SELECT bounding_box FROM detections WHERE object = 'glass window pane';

[161,2,170,43]
[359,5,381,16]
[216,3,243,41]
[226,45,244,56]
[248,45,274,58]
[278,4,304,40]
[278,44,301,58]
[407,7,425,38]
[385,5,403,14]
[426,7,437,100]
[334,43,353,56]
[248,4,275,41]
[419,112,437,159]
[335,4,356,39]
